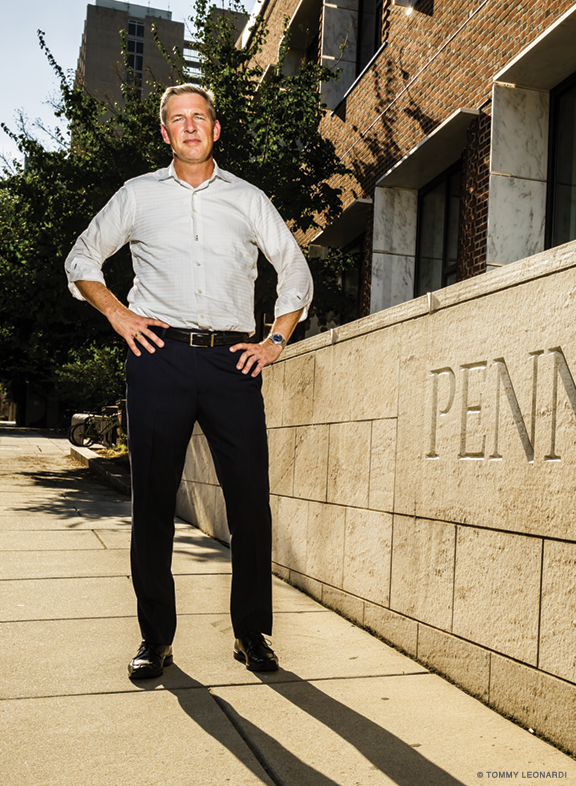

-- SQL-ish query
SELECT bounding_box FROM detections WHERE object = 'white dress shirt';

[65,161,313,333]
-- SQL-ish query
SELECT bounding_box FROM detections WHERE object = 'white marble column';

[486,83,549,266]
[320,0,358,109]
[370,186,418,313]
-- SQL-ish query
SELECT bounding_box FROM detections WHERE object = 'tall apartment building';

[240,0,576,320]
[76,0,201,105]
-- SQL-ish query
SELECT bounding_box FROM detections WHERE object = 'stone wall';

[177,241,576,754]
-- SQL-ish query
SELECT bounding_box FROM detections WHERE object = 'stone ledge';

[69,445,131,497]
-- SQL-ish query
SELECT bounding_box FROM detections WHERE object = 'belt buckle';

[209,333,216,348]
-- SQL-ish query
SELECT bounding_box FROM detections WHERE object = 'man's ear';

[213,120,221,143]
[161,124,171,145]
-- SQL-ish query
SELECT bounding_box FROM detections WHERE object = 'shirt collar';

[160,159,232,188]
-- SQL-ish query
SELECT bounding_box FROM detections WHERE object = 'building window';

[127,19,145,93]
[414,162,461,297]
[546,70,576,249]
[356,0,383,75]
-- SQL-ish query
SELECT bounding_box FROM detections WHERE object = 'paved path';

[0,425,575,785]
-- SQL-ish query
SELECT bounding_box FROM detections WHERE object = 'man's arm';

[75,280,169,357]
[230,309,304,378]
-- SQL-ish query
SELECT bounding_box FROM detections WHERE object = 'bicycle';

[68,413,126,449]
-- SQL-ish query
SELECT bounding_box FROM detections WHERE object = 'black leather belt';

[161,327,249,347]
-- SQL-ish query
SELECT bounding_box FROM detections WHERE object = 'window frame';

[413,159,462,298]
[545,68,576,250]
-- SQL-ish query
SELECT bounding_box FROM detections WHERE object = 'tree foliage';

[0,3,353,421]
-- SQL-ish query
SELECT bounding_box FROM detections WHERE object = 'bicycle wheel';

[69,422,97,448]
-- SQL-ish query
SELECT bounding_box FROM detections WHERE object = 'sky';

[0,0,250,165]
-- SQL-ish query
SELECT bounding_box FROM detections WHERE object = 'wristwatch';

[267,333,287,350]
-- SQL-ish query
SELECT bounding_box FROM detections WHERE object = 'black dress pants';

[125,335,273,645]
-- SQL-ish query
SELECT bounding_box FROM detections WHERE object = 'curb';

[69,445,131,497]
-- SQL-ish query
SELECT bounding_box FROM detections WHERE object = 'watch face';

[271,334,284,344]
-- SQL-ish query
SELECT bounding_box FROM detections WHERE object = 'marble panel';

[267,427,296,496]
[261,360,285,428]
[370,253,415,313]
[273,495,309,572]
[373,186,418,256]
[320,61,357,109]
[326,421,371,508]
[306,501,346,586]
[348,328,400,421]
[453,527,542,664]
[491,83,549,181]
[321,4,358,56]
[280,352,315,427]
[417,625,490,701]
[293,424,330,501]
[486,174,546,265]
[389,515,456,631]
[393,266,576,540]
[342,508,392,606]
[489,654,576,755]
[368,418,397,512]
[539,540,576,683]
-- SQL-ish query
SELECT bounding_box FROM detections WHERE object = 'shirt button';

[198,289,202,294]
[196,262,201,266]
[193,209,197,213]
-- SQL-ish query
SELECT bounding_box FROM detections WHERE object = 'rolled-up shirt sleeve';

[65,186,134,300]
[253,192,313,322]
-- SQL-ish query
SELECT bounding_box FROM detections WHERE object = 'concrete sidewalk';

[1,426,575,786]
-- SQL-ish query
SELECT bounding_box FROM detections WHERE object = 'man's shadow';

[135,664,466,786]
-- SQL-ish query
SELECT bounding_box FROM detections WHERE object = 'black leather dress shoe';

[233,631,279,671]
[128,642,173,679]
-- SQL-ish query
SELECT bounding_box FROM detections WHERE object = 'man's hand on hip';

[230,340,283,377]
[73,280,168,357]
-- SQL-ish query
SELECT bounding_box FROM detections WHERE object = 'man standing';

[65,84,313,679]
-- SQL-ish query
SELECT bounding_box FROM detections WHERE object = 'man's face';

[161,93,221,166]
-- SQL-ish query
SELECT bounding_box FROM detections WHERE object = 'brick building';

[238,0,576,319]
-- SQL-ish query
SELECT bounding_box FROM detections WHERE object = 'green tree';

[0,4,353,424]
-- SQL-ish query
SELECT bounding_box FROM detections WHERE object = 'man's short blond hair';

[159,84,217,125]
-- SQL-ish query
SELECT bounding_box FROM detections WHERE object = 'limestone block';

[293,424,329,501]
[320,61,356,109]
[390,515,456,631]
[373,186,418,256]
[490,653,576,754]
[183,434,218,485]
[486,174,546,265]
[281,352,315,427]
[322,584,365,624]
[176,481,217,536]
[417,625,490,701]
[342,508,392,606]
[312,342,358,424]
[368,418,397,512]
[261,361,285,428]
[453,527,541,664]
[348,329,400,421]
[274,496,308,572]
[270,493,280,563]
[491,83,549,181]
[267,427,296,496]
[306,501,346,587]
[363,602,418,657]
[539,540,576,683]
[393,269,576,540]
[370,253,415,313]
[287,569,324,604]
[327,421,371,507]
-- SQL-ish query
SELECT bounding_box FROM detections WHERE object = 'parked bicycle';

[68,410,126,449]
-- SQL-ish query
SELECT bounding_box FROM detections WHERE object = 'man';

[65,84,313,679]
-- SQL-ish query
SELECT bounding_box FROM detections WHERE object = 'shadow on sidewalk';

[135,664,466,786]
